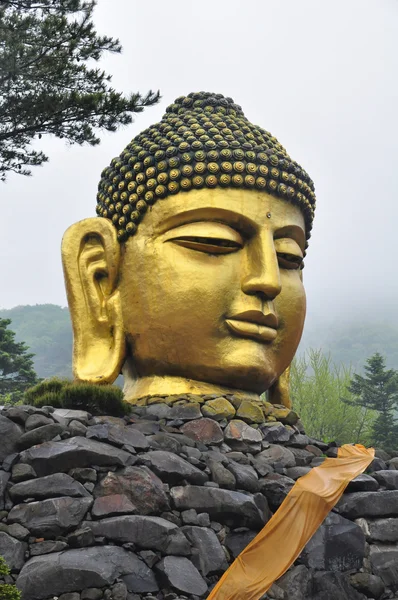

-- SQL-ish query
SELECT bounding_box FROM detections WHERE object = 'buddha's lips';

[225,310,278,343]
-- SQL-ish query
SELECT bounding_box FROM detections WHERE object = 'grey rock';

[369,457,387,472]
[69,467,97,483]
[94,465,169,515]
[17,423,64,450]
[148,433,183,454]
[0,470,10,510]
[25,413,54,431]
[155,556,207,597]
[225,529,257,558]
[67,526,95,548]
[0,531,26,571]
[6,523,29,540]
[388,456,398,470]
[139,550,159,568]
[81,590,103,600]
[260,423,292,443]
[169,403,202,421]
[86,423,149,450]
[2,452,20,472]
[373,470,398,489]
[171,485,270,528]
[349,572,385,599]
[68,419,88,436]
[16,545,142,600]
[285,466,311,480]
[83,515,191,555]
[208,459,236,489]
[145,404,172,419]
[288,433,311,448]
[122,557,159,593]
[375,447,391,461]
[129,420,160,435]
[370,544,398,587]
[289,447,314,466]
[311,571,367,599]
[19,436,132,476]
[11,463,37,483]
[277,565,311,600]
[138,450,208,485]
[337,490,398,518]
[368,517,398,542]
[181,508,199,525]
[226,461,259,492]
[52,408,90,423]
[0,416,22,461]
[9,472,90,502]
[8,496,92,537]
[112,582,128,600]
[92,494,137,518]
[346,473,379,493]
[300,513,365,571]
[30,540,68,555]
[259,474,295,510]
[253,445,295,470]
[181,526,227,575]
[59,594,80,600]
[2,406,29,426]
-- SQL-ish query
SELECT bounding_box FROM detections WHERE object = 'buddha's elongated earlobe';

[268,366,292,409]
[61,218,125,384]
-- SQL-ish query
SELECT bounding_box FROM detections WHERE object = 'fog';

[1,0,397,327]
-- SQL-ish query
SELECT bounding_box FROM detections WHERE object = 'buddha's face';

[118,188,306,394]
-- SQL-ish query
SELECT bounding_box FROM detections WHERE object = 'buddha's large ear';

[268,365,292,408]
[61,218,125,384]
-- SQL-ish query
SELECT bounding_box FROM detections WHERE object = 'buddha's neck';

[122,373,261,404]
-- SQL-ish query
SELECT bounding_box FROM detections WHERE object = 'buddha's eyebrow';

[274,225,306,252]
[157,207,257,236]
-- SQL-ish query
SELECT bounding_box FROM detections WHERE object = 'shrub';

[0,557,21,600]
[24,378,69,404]
[24,378,131,417]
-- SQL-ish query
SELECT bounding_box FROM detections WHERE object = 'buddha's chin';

[131,347,286,396]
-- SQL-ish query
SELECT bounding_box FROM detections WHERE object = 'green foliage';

[25,377,130,416]
[0,557,21,600]
[343,352,398,450]
[0,0,160,180]
[0,305,73,379]
[291,349,376,444]
[0,318,38,404]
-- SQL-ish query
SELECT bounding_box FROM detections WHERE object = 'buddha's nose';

[241,239,282,300]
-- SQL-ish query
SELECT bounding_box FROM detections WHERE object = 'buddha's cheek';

[273,277,306,369]
[119,245,237,373]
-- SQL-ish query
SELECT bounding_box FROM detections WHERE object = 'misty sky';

[1,0,397,324]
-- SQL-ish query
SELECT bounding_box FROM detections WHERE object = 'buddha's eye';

[277,252,303,270]
[170,236,242,254]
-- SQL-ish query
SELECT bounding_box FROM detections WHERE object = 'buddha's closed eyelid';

[162,221,244,245]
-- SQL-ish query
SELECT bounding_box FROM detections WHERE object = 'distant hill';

[0,304,397,379]
[0,304,72,379]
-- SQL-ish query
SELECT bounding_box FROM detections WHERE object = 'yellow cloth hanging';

[207,444,374,600]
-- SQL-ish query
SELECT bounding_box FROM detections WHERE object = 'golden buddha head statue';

[62,92,316,406]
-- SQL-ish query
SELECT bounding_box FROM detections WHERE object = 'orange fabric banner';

[207,444,374,600]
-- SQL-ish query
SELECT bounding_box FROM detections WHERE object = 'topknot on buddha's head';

[96,92,316,243]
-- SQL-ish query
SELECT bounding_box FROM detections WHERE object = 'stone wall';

[0,394,398,600]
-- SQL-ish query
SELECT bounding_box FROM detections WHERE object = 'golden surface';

[62,188,306,405]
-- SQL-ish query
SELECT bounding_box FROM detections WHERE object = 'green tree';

[0,0,160,180]
[291,349,375,444]
[0,556,21,600]
[343,352,398,449]
[0,318,38,403]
